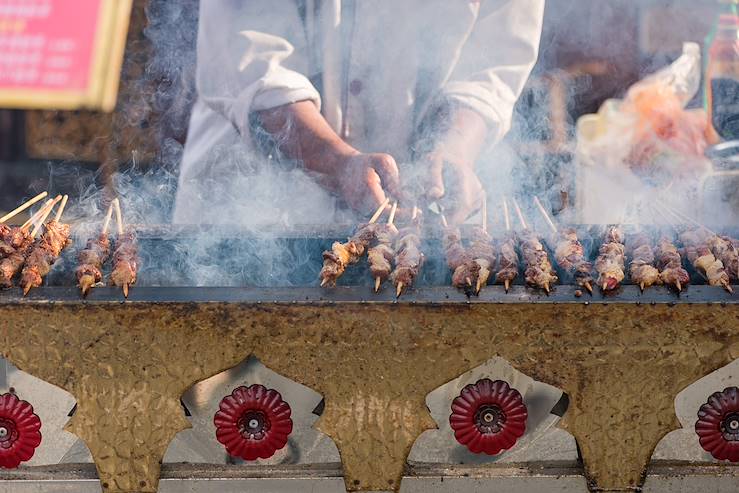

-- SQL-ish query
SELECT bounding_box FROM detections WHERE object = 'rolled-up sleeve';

[196,0,320,136]
[444,0,545,144]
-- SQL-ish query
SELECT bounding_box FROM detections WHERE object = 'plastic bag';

[577,42,710,180]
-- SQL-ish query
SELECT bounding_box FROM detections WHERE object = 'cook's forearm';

[257,101,358,177]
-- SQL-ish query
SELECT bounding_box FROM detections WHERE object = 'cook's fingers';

[424,156,445,200]
[369,154,401,198]
[364,168,389,215]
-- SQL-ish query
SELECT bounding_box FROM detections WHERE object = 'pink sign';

[0,0,103,92]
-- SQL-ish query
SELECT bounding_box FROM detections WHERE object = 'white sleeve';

[195,0,321,136]
[443,0,545,144]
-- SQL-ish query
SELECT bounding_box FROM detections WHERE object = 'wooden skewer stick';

[511,198,528,230]
[112,198,124,235]
[54,195,68,222]
[543,282,550,294]
[123,284,129,298]
[465,277,472,287]
[676,280,682,292]
[320,279,328,288]
[387,201,398,226]
[21,195,60,230]
[396,281,404,298]
[369,198,390,224]
[440,214,448,229]
[102,202,115,235]
[723,281,733,294]
[502,198,511,232]
[584,281,593,294]
[640,282,645,292]
[30,199,57,238]
[481,194,487,233]
[533,196,557,234]
[0,191,48,224]
[411,206,418,221]
[504,279,510,292]
[658,200,716,235]
[375,277,381,293]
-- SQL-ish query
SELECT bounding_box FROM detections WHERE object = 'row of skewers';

[0,192,139,297]
[319,199,424,297]
[319,195,737,296]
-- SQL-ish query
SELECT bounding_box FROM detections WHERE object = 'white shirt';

[173,0,545,224]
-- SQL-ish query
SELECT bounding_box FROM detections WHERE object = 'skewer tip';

[374,277,381,293]
[584,281,593,294]
[396,282,404,298]
[723,281,733,294]
[476,278,482,294]
[675,281,682,292]
[504,279,510,293]
[639,282,645,292]
[602,282,608,292]
[122,283,129,298]
[465,277,472,287]
[543,283,550,294]
[320,278,328,288]
[22,284,31,296]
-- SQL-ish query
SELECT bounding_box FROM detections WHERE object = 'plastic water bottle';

[705,0,739,142]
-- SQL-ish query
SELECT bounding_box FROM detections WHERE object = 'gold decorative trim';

[1,303,737,492]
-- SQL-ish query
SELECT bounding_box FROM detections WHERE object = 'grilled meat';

[627,233,661,290]
[595,226,625,291]
[519,230,558,291]
[390,222,424,296]
[76,232,111,295]
[680,229,731,289]
[19,220,71,293]
[707,235,739,281]
[495,232,519,289]
[319,223,378,287]
[554,228,594,291]
[110,229,138,297]
[368,224,397,289]
[655,237,690,290]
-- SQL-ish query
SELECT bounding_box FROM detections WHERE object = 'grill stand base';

[1,302,737,492]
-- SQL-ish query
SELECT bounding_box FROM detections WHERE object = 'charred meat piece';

[319,223,377,287]
[595,226,625,291]
[467,227,495,293]
[368,224,397,290]
[390,223,424,296]
[19,220,71,294]
[707,235,739,281]
[655,237,689,291]
[554,228,593,291]
[110,229,139,297]
[495,232,519,290]
[519,230,558,292]
[680,229,731,290]
[627,233,661,290]
[76,232,111,295]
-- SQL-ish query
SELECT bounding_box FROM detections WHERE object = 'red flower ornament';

[0,393,42,469]
[695,386,739,462]
[450,379,527,455]
[214,385,293,460]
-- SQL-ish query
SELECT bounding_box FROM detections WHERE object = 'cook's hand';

[425,150,483,225]
[423,106,488,225]
[334,152,401,215]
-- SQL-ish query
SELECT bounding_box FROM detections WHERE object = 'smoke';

[34,0,737,289]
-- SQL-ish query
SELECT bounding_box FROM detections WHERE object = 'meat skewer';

[657,201,738,284]
[368,202,399,292]
[655,236,689,292]
[319,199,389,288]
[513,198,557,293]
[707,235,739,281]
[20,196,71,295]
[390,213,424,297]
[627,232,661,291]
[76,202,115,296]
[495,198,518,292]
[0,197,61,288]
[443,224,495,295]
[595,226,626,292]
[533,196,593,294]
[110,199,139,298]
[680,228,732,293]
[554,228,594,294]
